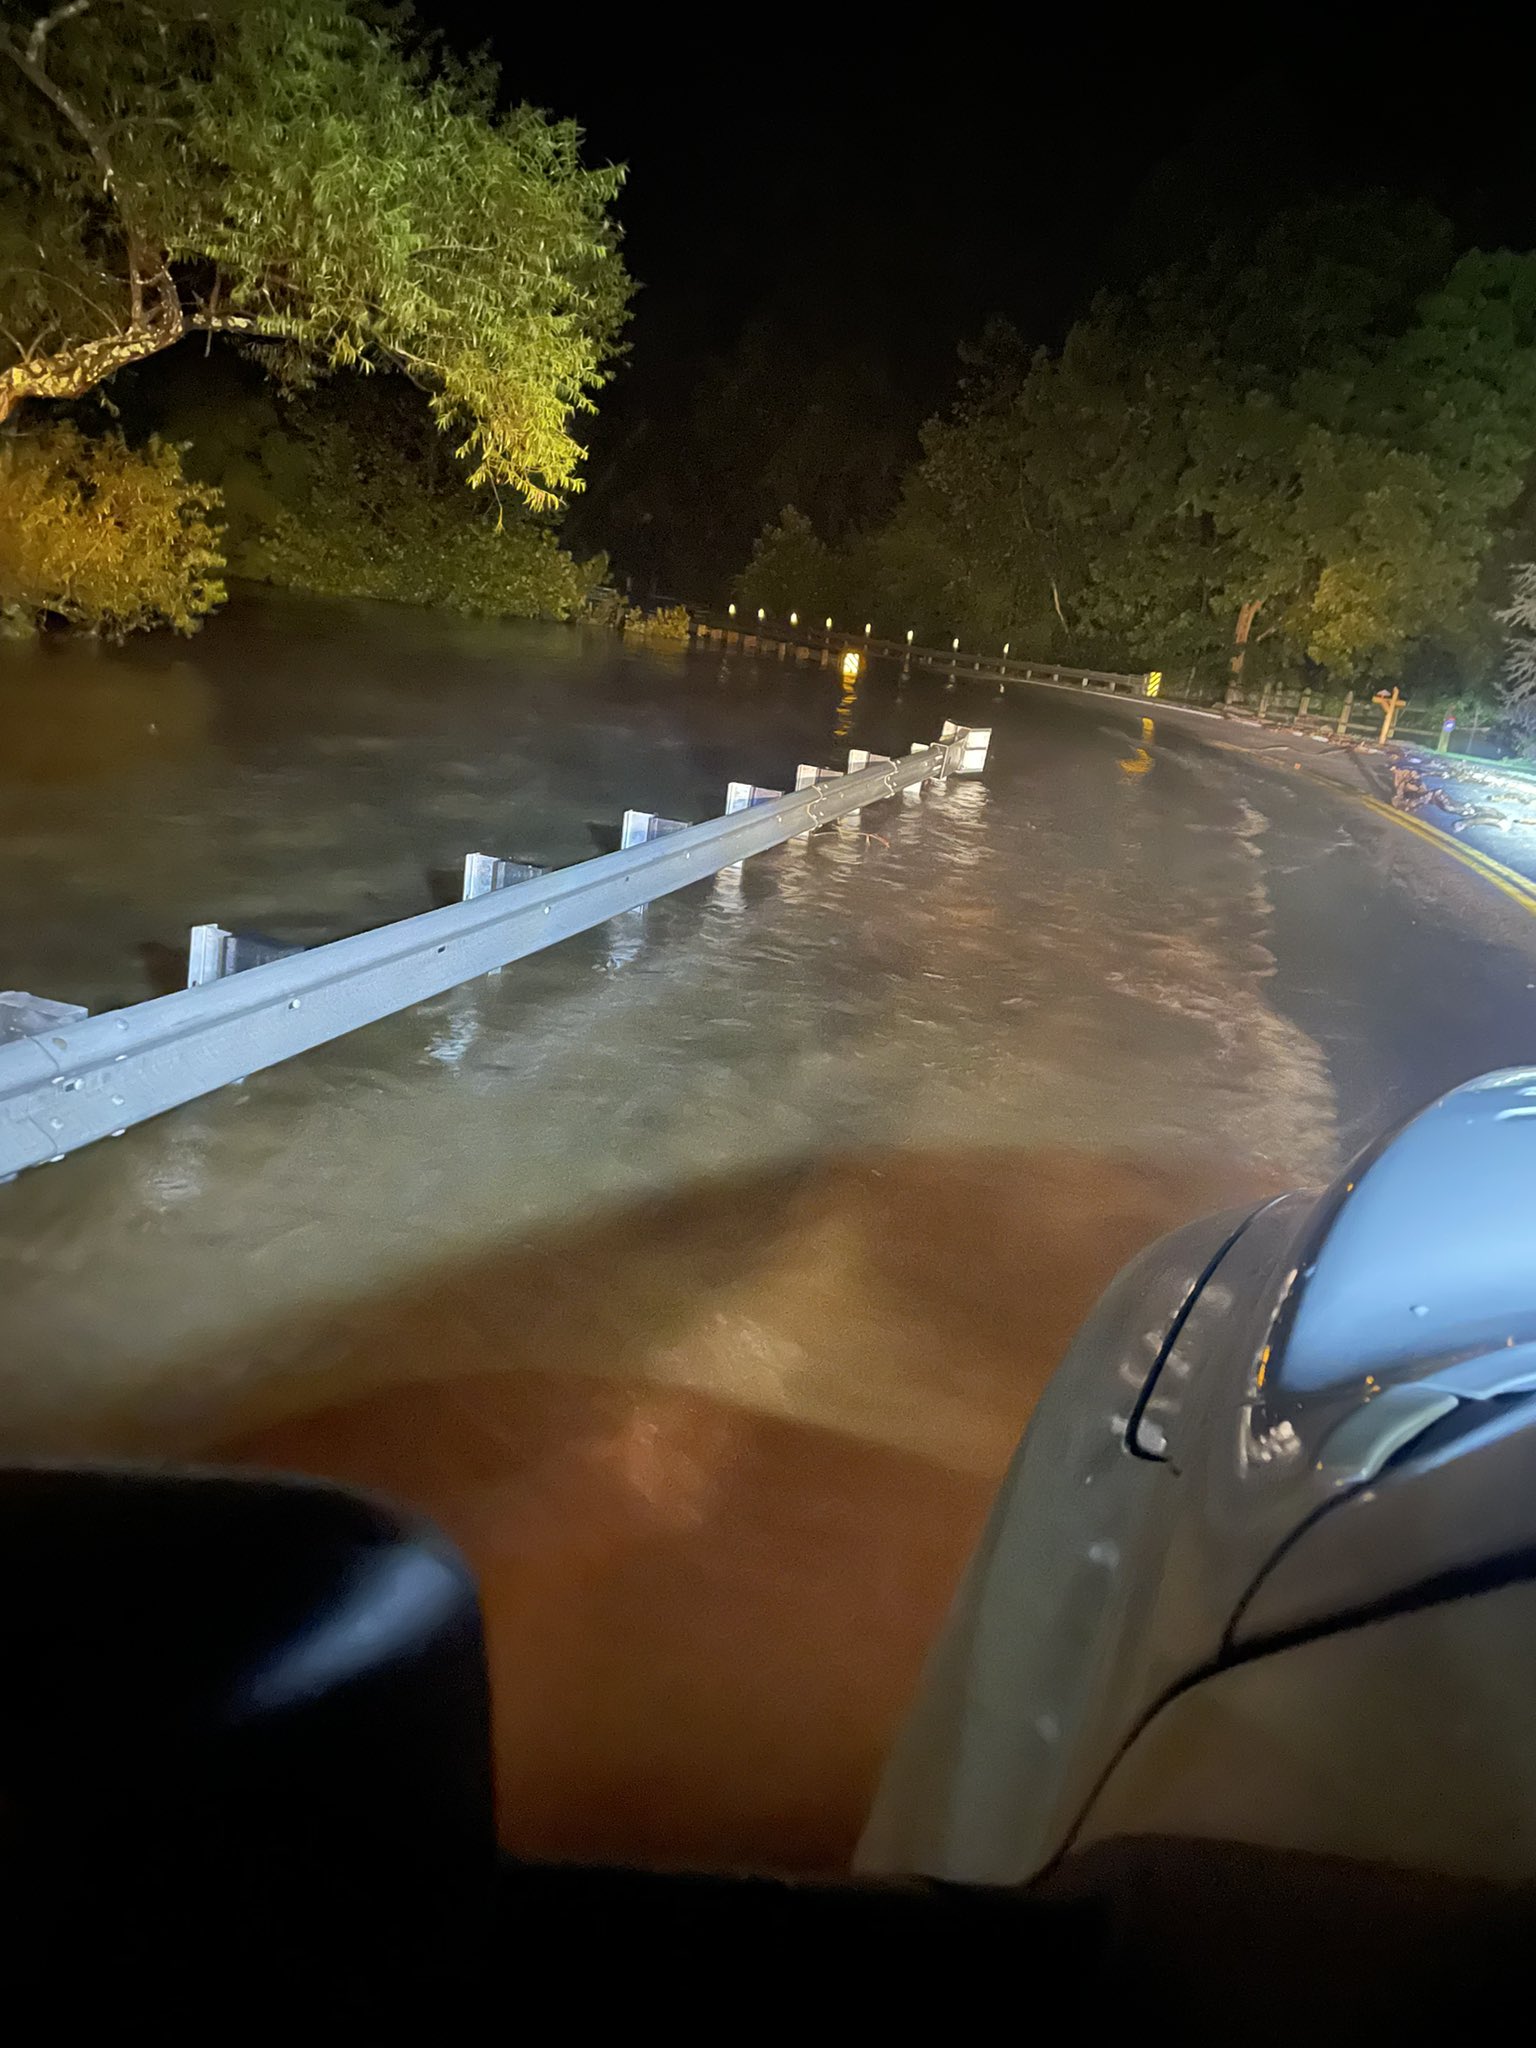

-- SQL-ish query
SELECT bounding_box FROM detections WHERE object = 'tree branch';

[187,311,277,336]
[1,13,115,193]
[28,3,94,63]
[5,263,126,336]
[0,317,175,423]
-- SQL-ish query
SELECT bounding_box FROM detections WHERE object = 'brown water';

[3,591,1531,1865]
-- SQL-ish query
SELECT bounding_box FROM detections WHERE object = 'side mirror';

[0,1464,495,2003]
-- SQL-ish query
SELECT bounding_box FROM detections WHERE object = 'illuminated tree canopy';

[0,0,630,508]
[743,201,1536,691]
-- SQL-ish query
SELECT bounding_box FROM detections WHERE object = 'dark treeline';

[725,195,1536,712]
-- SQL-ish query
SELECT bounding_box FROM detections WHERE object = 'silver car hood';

[858,1068,1536,1886]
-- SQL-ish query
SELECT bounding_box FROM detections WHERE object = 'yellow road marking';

[1339,787,1536,917]
[1098,700,1536,916]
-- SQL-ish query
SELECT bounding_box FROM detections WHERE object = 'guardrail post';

[0,991,88,1045]
[461,854,548,900]
[186,925,307,988]
[621,809,691,850]
[721,784,783,871]
[725,782,784,813]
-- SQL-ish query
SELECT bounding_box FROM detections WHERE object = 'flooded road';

[4,592,1536,1865]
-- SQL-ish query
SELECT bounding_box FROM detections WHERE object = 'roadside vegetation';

[737,199,1536,732]
[0,423,222,634]
[0,0,628,635]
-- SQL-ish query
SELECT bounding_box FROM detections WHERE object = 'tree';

[736,507,835,619]
[0,420,223,632]
[246,375,599,620]
[843,202,1536,688]
[1497,562,1536,740]
[0,0,629,508]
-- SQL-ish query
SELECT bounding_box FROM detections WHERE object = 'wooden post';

[1297,690,1311,722]
[1257,683,1272,721]
[1228,597,1263,704]
[1335,691,1354,738]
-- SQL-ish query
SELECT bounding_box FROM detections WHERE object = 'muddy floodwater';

[4,592,1535,1865]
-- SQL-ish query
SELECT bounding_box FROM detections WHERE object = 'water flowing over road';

[4,592,1535,1864]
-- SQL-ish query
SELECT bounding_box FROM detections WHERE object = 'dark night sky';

[415,5,1533,587]
[427,5,1535,381]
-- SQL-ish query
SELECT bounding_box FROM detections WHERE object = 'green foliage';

[247,377,596,619]
[737,508,833,618]
[0,1,629,507]
[1497,562,1536,747]
[803,202,1536,689]
[621,603,690,642]
[0,423,224,634]
[736,506,887,629]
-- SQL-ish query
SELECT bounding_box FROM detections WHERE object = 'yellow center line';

[1114,710,1536,916]
[1301,774,1536,917]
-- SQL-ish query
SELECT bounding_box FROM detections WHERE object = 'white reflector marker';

[941,721,992,774]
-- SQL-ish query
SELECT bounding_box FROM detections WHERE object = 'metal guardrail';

[0,724,987,1180]
[693,613,1151,696]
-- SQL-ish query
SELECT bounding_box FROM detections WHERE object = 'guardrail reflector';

[941,721,992,774]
